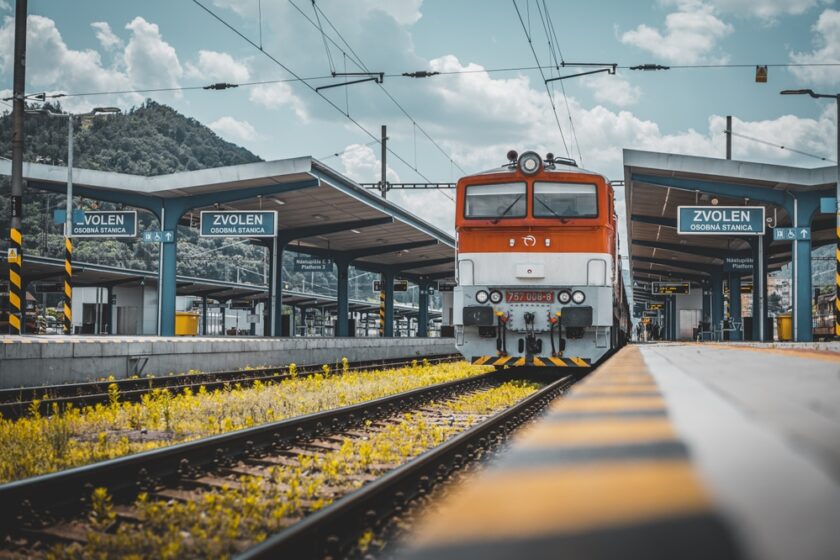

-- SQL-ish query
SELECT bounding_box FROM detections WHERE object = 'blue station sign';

[677,206,765,235]
[70,211,137,238]
[199,211,278,238]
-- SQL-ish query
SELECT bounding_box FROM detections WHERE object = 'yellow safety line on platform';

[518,418,676,448]
[406,345,729,554]
[408,461,710,546]
[558,396,666,413]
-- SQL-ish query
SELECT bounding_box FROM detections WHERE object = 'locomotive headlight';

[557,290,572,304]
[475,290,489,304]
[489,290,503,304]
[572,290,586,304]
[518,151,542,175]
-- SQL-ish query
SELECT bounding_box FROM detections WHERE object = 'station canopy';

[623,149,837,294]
[0,156,455,282]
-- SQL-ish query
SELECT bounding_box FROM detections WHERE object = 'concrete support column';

[729,274,742,341]
[793,235,813,342]
[383,270,395,337]
[670,295,678,340]
[249,301,256,336]
[751,237,769,341]
[272,242,286,337]
[201,296,208,335]
[158,204,182,337]
[264,239,274,337]
[711,271,724,339]
[106,286,114,335]
[336,259,350,337]
[417,281,429,337]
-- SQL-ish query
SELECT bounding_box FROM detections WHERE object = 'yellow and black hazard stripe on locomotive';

[472,355,591,367]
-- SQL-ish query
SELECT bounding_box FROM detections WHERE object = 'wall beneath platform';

[0,337,458,388]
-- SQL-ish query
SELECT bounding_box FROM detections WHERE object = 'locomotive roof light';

[489,290,503,304]
[558,290,572,304]
[518,151,542,175]
[475,290,489,304]
[572,290,586,304]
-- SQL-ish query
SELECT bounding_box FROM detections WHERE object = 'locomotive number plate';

[505,290,554,303]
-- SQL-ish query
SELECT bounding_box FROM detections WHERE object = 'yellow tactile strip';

[400,346,743,560]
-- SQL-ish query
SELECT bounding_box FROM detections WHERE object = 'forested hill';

[0,100,274,285]
[0,99,261,173]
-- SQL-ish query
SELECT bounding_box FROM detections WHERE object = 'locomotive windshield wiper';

[534,196,565,220]
[491,194,524,224]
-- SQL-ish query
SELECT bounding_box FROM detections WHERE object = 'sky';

[1,0,839,244]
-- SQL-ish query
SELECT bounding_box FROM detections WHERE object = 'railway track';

[0,368,577,559]
[0,354,460,420]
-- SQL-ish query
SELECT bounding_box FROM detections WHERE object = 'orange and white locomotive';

[454,150,630,368]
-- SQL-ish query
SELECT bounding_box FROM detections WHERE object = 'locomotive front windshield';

[464,182,526,219]
[533,182,598,218]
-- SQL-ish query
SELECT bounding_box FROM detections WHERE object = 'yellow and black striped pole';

[64,238,72,334]
[379,288,385,337]
[8,227,23,334]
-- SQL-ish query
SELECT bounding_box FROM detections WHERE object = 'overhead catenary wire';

[288,0,457,203]
[290,0,467,178]
[190,0,441,194]
[21,62,840,101]
[535,0,583,166]
[727,130,836,163]
[512,0,571,158]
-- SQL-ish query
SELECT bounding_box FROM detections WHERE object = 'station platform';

[0,335,456,388]
[400,343,840,560]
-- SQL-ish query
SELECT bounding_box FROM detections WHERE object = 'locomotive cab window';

[533,182,598,218]
[464,182,526,219]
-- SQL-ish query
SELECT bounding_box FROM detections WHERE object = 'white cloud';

[0,1,10,12]
[339,143,400,183]
[185,49,250,82]
[789,9,840,85]
[0,15,138,111]
[249,82,308,121]
[124,17,182,93]
[620,1,733,64]
[209,115,258,142]
[582,72,641,107]
[90,21,122,51]
[710,0,829,19]
[355,0,423,25]
[338,142,456,232]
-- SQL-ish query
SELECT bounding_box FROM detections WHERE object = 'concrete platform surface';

[0,336,457,388]
[642,343,840,560]
[399,344,840,560]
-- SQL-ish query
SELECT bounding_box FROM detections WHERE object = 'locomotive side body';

[454,152,627,367]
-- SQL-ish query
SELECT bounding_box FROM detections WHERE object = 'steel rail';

[0,369,503,532]
[0,354,461,419]
[238,372,576,559]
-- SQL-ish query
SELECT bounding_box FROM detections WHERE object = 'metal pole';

[758,239,765,341]
[8,0,27,335]
[836,95,840,338]
[63,115,74,334]
[725,115,732,160]
[380,124,387,199]
[792,194,798,340]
